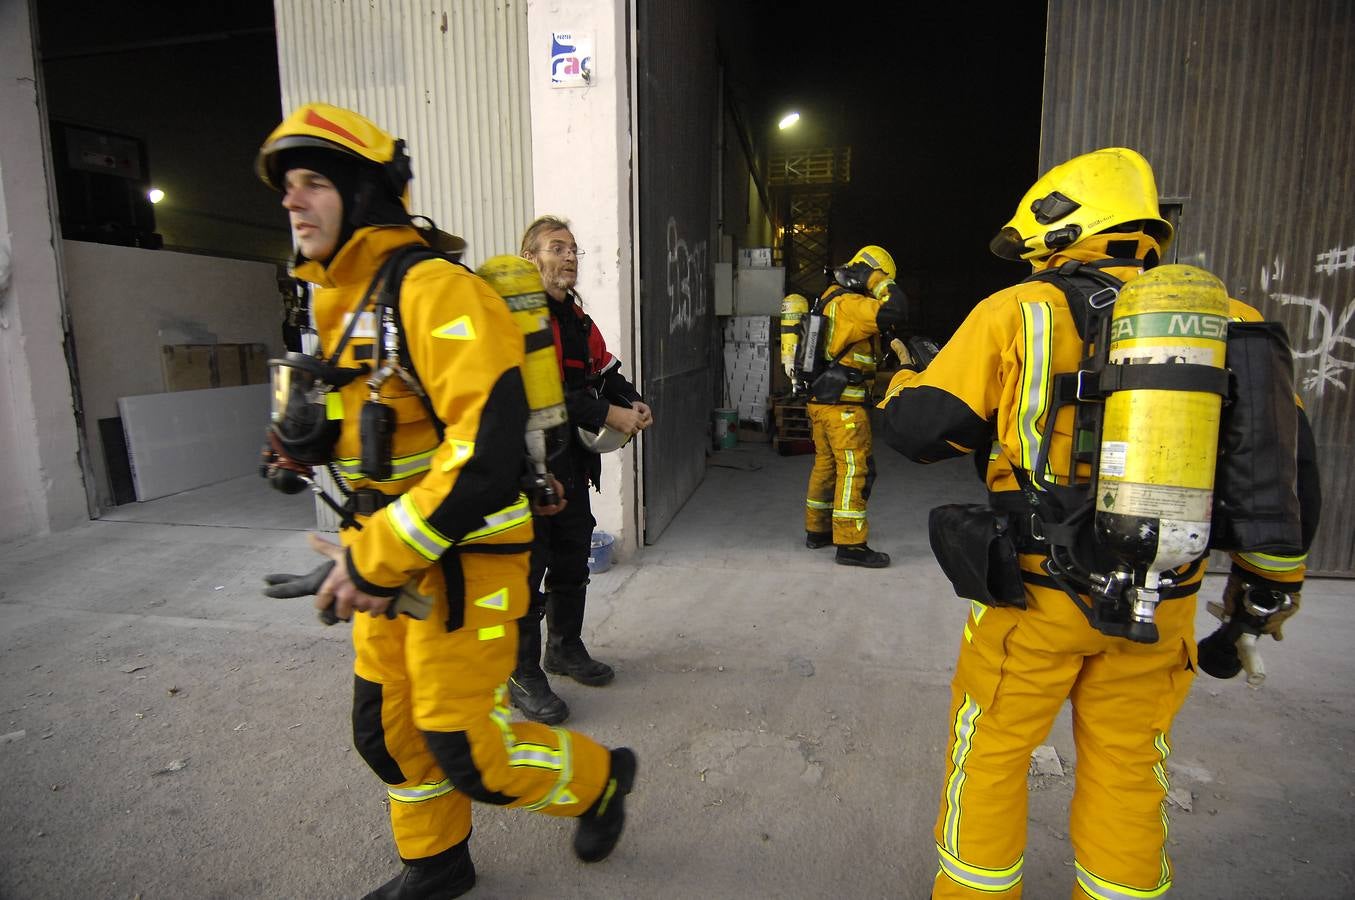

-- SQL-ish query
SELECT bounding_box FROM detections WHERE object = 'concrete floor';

[1,438,1352,899]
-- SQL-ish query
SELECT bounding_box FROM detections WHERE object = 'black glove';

[875,283,910,336]
[263,560,345,625]
[1198,568,1300,683]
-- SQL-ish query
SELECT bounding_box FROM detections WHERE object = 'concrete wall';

[0,0,90,544]
[61,240,285,509]
[525,0,639,555]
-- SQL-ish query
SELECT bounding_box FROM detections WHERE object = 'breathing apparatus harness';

[262,244,457,528]
[793,273,870,402]
[990,259,1231,641]
[930,257,1305,646]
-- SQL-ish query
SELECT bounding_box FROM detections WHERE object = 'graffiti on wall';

[1263,243,1355,398]
[666,217,709,334]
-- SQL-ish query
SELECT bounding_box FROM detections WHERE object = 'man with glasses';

[509,215,653,724]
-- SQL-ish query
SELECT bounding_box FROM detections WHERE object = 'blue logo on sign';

[551,33,590,83]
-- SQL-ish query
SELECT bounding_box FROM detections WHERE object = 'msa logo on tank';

[1110,312,1229,342]
[550,32,593,87]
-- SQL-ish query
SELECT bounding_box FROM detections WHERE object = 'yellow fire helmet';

[847,245,897,281]
[256,102,412,204]
[990,147,1173,263]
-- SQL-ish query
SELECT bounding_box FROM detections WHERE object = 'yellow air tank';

[780,293,809,392]
[476,255,568,504]
[1094,264,1230,624]
[780,294,808,371]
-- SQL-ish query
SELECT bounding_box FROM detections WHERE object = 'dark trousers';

[518,449,596,669]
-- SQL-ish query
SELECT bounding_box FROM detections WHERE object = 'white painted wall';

[525,0,639,557]
[0,0,90,544]
[61,241,285,508]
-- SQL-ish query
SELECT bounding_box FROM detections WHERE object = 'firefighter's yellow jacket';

[811,286,891,405]
[878,237,1314,588]
[294,225,534,600]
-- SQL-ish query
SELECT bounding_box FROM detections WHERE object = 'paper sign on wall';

[551,32,593,87]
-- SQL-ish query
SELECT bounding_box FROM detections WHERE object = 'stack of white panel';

[720,316,773,425]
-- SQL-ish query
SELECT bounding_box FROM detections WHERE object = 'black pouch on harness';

[810,363,864,404]
[928,504,1027,608]
[1210,321,1304,554]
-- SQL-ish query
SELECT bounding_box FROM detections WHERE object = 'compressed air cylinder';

[475,255,568,431]
[1094,264,1230,577]
[780,293,809,375]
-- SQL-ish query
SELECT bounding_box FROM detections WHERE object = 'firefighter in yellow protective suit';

[878,148,1320,898]
[800,246,909,568]
[256,104,635,899]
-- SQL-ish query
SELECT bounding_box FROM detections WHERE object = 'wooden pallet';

[772,395,813,453]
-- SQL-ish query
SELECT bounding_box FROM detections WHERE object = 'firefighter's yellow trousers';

[805,402,876,545]
[351,549,612,862]
[932,579,1197,899]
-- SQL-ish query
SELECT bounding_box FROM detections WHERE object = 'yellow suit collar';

[293,225,429,288]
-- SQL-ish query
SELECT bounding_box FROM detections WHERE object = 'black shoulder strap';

[810,286,858,368]
[368,244,471,440]
[1021,258,1129,341]
[811,285,849,315]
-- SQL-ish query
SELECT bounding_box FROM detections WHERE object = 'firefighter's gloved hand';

[874,283,910,337]
[870,273,895,299]
[1210,568,1302,640]
[890,338,914,369]
[263,560,348,625]
[263,560,336,599]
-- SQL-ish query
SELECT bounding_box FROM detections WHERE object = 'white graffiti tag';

[1274,293,1355,397]
[1314,244,1355,275]
[666,217,709,333]
[1264,243,1355,397]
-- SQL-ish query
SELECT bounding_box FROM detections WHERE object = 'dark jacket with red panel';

[548,289,642,490]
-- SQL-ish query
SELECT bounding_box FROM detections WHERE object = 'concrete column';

[0,0,91,543]
[525,0,640,557]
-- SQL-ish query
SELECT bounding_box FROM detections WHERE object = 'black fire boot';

[574,748,638,863]
[509,620,569,724]
[544,584,614,686]
[805,530,832,549]
[835,543,890,568]
[362,838,476,900]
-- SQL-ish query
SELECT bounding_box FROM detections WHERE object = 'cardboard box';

[738,247,773,268]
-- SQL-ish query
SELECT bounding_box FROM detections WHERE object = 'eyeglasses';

[539,243,585,259]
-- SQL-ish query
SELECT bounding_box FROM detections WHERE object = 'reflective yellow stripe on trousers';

[488,685,579,810]
[937,686,1023,893]
[1073,732,1173,899]
[1074,861,1171,900]
[387,778,455,804]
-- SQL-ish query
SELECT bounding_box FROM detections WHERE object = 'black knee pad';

[352,676,406,785]
[423,730,515,805]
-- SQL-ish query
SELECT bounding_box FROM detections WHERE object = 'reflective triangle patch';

[440,440,476,473]
[474,588,509,611]
[554,789,579,806]
[432,315,476,341]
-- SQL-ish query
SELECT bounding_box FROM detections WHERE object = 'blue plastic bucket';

[588,531,615,574]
